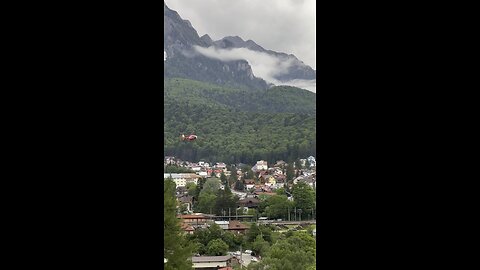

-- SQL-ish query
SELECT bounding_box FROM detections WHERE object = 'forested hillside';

[164,78,316,164]
[164,78,316,114]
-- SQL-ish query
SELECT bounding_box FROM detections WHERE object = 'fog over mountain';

[166,0,316,70]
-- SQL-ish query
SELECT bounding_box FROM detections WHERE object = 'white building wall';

[192,262,227,268]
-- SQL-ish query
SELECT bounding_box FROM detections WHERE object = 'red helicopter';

[180,134,197,142]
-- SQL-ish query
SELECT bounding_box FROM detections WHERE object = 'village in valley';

[164,156,317,269]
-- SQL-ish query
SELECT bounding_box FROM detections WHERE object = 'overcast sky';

[165,0,316,70]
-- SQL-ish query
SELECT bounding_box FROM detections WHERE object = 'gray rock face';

[200,34,214,46]
[212,36,316,82]
[164,2,268,90]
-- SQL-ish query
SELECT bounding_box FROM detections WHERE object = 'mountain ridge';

[164,1,316,90]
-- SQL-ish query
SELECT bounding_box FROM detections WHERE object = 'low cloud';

[274,79,316,93]
[193,46,316,93]
[166,0,316,69]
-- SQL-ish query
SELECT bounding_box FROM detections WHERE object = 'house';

[254,191,276,196]
[244,179,256,190]
[264,176,276,187]
[198,171,208,177]
[191,165,202,172]
[180,222,195,234]
[231,190,247,200]
[258,170,268,178]
[256,160,268,171]
[274,168,283,175]
[238,197,261,208]
[227,220,249,234]
[206,169,224,177]
[293,176,304,185]
[307,156,316,167]
[215,221,229,230]
[164,173,200,188]
[178,214,210,226]
[299,159,307,167]
[191,255,233,269]
[273,175,286,188]
[274,160,286,167]
[294,175,316,189]
[215,162,227,170]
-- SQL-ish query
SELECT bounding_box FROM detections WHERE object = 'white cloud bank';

[194,46,316,93]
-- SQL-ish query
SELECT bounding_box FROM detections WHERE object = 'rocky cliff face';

[164,2,268,90]
[213,36,316,82]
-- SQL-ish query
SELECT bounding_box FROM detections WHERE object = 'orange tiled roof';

[228,220,249,230]
[180,223,195,231]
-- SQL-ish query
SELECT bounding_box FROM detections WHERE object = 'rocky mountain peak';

[200,34,213,46]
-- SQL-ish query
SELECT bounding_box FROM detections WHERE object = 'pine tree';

[164,179,195,270]
[286,163,294,183]
[234,180,245,191]
[229,169,237,186]
[220,172,228,185]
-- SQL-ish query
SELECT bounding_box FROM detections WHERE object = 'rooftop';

[228,220,249,230]
[178,214,207,219]
[191,255,232,263]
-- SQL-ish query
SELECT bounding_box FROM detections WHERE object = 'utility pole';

[240,244,243,269]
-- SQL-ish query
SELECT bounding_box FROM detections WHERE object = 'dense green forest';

[164,78,316,164]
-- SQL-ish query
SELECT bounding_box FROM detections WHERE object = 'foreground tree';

[164,179,195,270]
[252,234,270,257]
[247,231,315,270]
[213,189,237,216]
[264,195,292,220]
[292,182,315,220]
[206,239,229,256]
